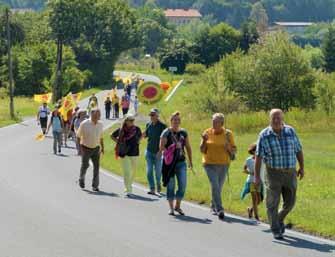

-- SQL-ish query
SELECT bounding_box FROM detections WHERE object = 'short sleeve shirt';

[256,125,302,169]
[77,119,104,148]
[39,106,50,118]
[145,121,167,154]
[161,128,188,162]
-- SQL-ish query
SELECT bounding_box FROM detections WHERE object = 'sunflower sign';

[137,81,165,105]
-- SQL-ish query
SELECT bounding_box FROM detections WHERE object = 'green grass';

[101,67,335,239]
[0,88,101,128]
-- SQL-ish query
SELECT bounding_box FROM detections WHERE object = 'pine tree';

[322,25,335,72]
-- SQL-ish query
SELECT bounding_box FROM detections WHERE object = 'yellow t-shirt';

[202,128,236,165]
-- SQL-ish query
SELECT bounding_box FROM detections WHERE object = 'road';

[0,73,334,257]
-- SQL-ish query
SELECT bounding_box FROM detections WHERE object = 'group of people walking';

[38,90,305,241]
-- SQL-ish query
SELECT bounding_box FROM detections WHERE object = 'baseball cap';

[149,108,159,115]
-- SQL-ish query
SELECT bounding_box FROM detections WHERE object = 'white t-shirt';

[38,106,50,118]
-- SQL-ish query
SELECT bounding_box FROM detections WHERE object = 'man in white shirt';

[37,102,50,135]
[76,108,104,192]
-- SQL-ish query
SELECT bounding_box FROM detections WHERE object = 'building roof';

[274,22,313,27]
[164,9,202,18]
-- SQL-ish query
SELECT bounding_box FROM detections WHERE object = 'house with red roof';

[164,9,202,25]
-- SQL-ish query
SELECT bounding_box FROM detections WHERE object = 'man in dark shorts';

[37,102,50,135]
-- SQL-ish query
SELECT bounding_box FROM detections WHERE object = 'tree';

[315,72,335,115]
[48,0,93,101]
[192,23,241,66]
[249,2,268,34]
[240,20,259,52]
[222,32,316,111]
[322,25,335,73]
[159,39,191,74]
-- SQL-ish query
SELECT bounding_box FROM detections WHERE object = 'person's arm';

[110,129,120,143]
[200,132,208,154]
[77,123,83,155]
[46,117,52,134]
[254,156,262,185]
[243,164,249,174]
[185,136,193,169]
[100,138,105,155]
[297,150,304,180]
[254,136,264,185]
[36,109,40,122]
[159,136,167,154]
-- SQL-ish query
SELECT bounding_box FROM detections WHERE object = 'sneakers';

[273,232,284,240]
[218,211,225,220]
[168,209,175,216]
[92,187,100,192]
[147,191,156,195]
[79,180,85,189]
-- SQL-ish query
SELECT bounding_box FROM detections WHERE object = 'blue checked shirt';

[256,125,302,169]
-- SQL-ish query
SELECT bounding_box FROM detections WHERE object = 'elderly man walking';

[255,109,304,240]
[77,109,104,192]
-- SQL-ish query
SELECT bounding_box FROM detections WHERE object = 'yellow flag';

[35,133,45,141]
[34,93,52,103]
[59,93,76,121]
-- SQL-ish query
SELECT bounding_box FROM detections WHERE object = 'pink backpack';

[164,143,176,165]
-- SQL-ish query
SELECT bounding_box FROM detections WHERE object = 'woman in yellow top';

[200,113,236,220]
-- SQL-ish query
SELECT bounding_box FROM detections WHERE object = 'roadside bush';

[185,63,206,75]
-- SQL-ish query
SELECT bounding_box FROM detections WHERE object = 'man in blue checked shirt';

[255,109,304,240]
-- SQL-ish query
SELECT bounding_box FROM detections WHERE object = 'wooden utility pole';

[5,8,15,118]
[53,38,63,103]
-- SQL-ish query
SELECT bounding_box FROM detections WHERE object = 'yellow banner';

[34,93,52,103]
[59,93,76,121]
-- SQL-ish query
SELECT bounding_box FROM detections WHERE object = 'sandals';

[174,207,185,216]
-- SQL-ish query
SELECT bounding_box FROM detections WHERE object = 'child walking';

[242,143,262,221]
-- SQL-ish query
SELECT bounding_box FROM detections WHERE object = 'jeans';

[204,164,229,212]
[166,161,187,201]
[265,168,297,233]
[121,156,138,193]
[105,108,111,119]
[52,131,62,154]
[145,150,162,192]
[79,146,100,188]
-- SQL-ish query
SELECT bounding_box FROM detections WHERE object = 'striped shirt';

[256,125,302,169]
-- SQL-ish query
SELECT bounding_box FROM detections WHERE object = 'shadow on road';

[274,235,335,253]
[174,215,213,225]
[83,189,119,198]
[127,194,159,202]
[223,216,257,226]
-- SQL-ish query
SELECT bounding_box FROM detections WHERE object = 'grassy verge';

[101,67,335,239]
[0,88,101,128]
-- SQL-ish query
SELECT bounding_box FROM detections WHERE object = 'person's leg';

[217,165,228,212]
[52,131,57,154]
[278,171,297,227]
[251,191,259,220]
[265,170,283,234]
[79,147,91,187]
[57,132,62,152]
[129,156,138,192]
[175,162,187,210]
[145,151,155,192]
[154,154,163,192]
[90,147,100,189]
[204,165,220,212]
[121,156,132,193]
[166,175,176,213]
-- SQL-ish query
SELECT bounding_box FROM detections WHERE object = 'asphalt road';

[0,74,334,257]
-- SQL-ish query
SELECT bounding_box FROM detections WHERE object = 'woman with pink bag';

[159,112,193,216]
